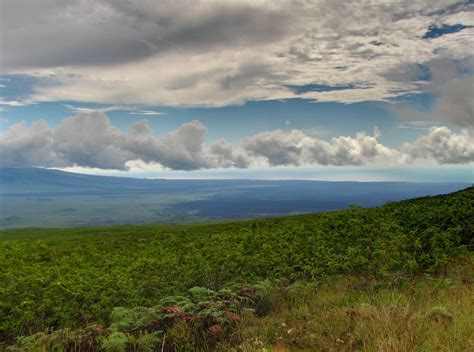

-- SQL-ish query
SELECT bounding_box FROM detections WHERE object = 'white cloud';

[307,130,402,166]
[2,1,473,106]
[302,127,332,137]
[126,119,213,170]
[63,104,134,114]
[1,113,472,170]
[0,112,241,170]
[0,120,59,167]
[403,126,474,164]
[64,104,165,116]
[396,121,438,130]
[243,127,401,167]
[0,100,35,107]
[128,110,165,116]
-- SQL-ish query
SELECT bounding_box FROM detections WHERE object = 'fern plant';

[136,331,163,352]
[109,307,135,332]
[101,331,128,352]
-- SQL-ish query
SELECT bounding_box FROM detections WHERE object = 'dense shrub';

[0,187,472,348]
[4,283,273,351]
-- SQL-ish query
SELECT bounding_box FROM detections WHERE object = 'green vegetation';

[1,193,209,228]
[0,187,472,351]
[237,259,473,351]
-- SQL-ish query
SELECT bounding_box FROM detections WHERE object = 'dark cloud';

[427,59,474,129]
[2,1,154,68]
[390,58,474,129]
[1,0,295,70]
[243,130,305,166]
[382,63,431,83]
[209,139,249,169]
[220,63,273,91]
[425,1,474,17]
[2,0,473,106]
[432,75,474,129]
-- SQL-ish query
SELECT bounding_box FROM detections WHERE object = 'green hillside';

[1,187,473,351]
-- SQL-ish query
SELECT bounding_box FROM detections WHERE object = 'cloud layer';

[403,126,474,164]
[243,127,401,167]
[2,0,473,108]
[1,113,472,170]
[0,112,248,170]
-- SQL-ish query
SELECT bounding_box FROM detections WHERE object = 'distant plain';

[0,167,470,228]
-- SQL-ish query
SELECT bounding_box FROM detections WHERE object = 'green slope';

[0,187,472,350]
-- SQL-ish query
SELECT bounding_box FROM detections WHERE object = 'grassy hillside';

[0,187,472,351]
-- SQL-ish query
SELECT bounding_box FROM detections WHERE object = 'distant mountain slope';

[0,167,168,194]
[0,167,470,195]
[0,167,470,228]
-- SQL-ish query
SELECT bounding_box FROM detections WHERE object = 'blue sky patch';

[0,74,61,101]
[423,23,473,39]
[285,83,359,95]
[414,64,432,81]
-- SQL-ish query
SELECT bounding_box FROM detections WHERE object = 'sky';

[0,0,473,181]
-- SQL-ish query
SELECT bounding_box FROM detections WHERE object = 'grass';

[235,258,473,351]
[3,262,473,351]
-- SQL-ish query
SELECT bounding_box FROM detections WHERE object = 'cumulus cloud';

[209,139,249,169]
[0,112,226,170]
[126,119,213,171]
[403,126,474,164]
[0,120,58,167]
[2,1,473,106]
[309,129,402,166]
[243,127,401,167]
[52,113,132,169]
[1,113,473,170]
[244,126,474,167]
[243,130,306,166]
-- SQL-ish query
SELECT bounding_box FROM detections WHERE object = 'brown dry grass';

[234,258,473,352]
